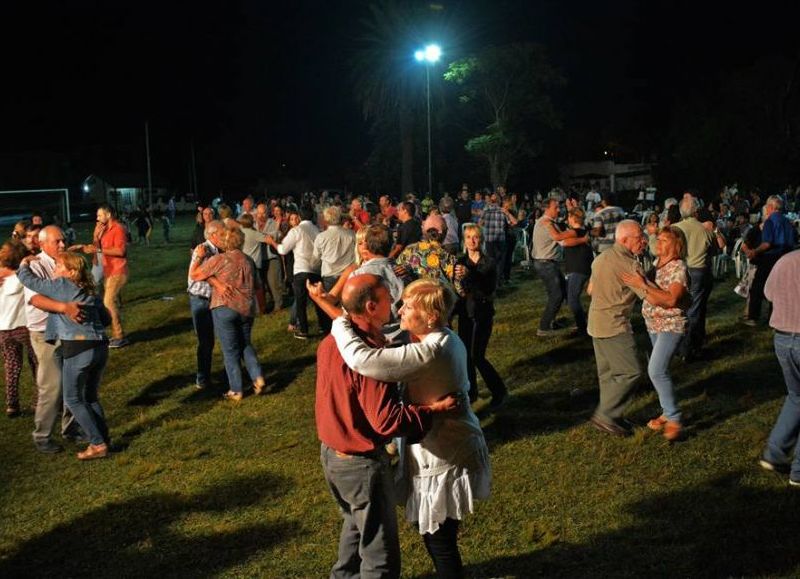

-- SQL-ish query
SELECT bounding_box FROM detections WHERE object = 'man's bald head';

[615,220,641,242]
[39,225,66,258]
[341,274,386,315]
[615,219,645,255]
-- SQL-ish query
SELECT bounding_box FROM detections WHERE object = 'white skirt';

[404,444,492,535]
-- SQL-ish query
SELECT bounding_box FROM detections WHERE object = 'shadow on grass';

[481,387,597,444]
[0,471,301,578]
[128,372,202,407]
[456,471,800,578]
[267,354,317,394]
[125,315,194,344]
[116,371,232,448]
[677,354,783,436]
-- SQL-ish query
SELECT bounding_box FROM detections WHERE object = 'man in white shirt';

[267,206,323,339]
[256,202,284,312]
[314,206,356,333]
[25,226,83,453]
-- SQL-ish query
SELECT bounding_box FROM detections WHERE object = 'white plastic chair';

[732,238,747,279]
[518,229,532,270]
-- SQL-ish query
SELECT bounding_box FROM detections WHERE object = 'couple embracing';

[313,273,491,578]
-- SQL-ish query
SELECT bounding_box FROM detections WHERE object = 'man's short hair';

[204,220,223,240]
[300,205,316,222]
[218,204,233,220]
[615,219,642,243]
[341,275,386,315]
[97,203,115,217]
[679,196,699,218]
[364,224,392,257]
[238,213,255,228]
[323,205,342,226]
[400,201,416,218]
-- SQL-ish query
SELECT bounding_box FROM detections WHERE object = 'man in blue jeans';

[760,249,800,487]
[673,195,716,360]
[187,220,223,389]
[532,198,578,336]
[744,195,797,325]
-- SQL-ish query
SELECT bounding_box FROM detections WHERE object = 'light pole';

[415,44,441,197]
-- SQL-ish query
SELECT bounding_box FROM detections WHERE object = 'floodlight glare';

[83,184,90,193]
[414,50,425,62]
[424,44,441,63]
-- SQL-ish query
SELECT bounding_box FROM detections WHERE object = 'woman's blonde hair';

[402,278,455,327]
[57,252,96,295]
[462,223,482,240]
[354,227,368,266]
[222,227,245,251]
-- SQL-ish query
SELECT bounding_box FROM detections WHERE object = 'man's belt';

[775,329,800,337]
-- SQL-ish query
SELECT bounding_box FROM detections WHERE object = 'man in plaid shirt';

[480,193,514,288]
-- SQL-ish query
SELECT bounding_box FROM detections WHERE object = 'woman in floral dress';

[621,226,689,441]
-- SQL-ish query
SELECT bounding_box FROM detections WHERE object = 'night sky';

[1,0,795,195]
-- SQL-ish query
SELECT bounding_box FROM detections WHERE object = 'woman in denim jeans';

[189,227,265,401]
[17,252,112,460]
[620,226,689,441]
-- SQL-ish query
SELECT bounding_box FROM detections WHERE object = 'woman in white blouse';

[331,278,490,578]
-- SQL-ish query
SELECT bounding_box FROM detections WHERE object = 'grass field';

[1,217,798,578]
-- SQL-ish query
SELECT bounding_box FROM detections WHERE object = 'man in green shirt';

[672,195,715,361]
[587,220,647,436]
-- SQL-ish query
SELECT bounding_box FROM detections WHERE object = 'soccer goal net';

[0,188,70,229]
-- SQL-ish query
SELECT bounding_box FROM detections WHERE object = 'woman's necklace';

[657,255,676,269]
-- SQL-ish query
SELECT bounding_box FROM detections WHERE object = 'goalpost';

[0,188,70,227]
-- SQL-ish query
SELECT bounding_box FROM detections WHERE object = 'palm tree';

[350,1,430,195]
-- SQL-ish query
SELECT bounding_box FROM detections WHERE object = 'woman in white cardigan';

[330,278,490,578]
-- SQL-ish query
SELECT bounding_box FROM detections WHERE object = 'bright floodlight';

[83,184,90,193]
[424,44,441,63]
[414,50,425,62]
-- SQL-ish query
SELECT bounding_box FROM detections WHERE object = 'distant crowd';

[2,182,800,577]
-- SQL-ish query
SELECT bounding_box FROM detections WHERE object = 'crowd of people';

[1,182,799,577]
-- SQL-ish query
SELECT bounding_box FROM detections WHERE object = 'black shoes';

[36,439,64,454]
[488,392,508,411]
[589,416,632,437]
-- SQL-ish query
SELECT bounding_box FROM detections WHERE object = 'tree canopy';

[444,43,565,188]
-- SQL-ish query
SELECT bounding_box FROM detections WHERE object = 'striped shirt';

[592,205,625,253]
[187,241,219,299]
[765,249,800,334]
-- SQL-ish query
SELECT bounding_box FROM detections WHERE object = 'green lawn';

[1,218,798,578]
